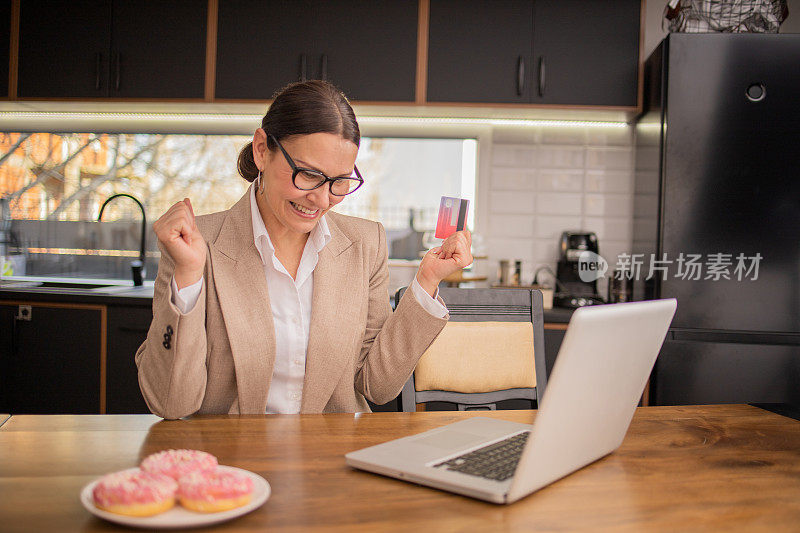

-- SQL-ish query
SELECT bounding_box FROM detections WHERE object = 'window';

[0,132,476,280]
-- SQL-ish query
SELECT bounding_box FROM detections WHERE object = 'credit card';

[434,196,469,239]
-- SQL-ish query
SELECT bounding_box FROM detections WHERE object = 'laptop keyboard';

[434,431,530,482]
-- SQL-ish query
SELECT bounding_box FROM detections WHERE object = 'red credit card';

[434,196,469,239]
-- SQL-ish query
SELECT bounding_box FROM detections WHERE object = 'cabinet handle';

[537,56,546,98]
[115,53,121,91]
[299,54,307,82]
[516,56,525,96]
[95,53,102,90]
[320,54,328,81]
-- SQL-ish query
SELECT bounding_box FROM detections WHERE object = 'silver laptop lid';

[507,299,676,502]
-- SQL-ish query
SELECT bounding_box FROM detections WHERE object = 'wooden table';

[0,413,9,427]
[1,405,799,532]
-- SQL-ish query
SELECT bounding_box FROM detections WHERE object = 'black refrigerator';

[634,33,800,406]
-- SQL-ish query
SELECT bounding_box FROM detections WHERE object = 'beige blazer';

[136,187,448,419]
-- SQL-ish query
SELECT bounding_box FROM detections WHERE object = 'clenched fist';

[153,198,206,289]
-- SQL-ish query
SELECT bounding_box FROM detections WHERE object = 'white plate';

[81,465,270,529]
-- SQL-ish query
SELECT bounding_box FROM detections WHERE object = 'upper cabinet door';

[0,0,10,98]
[427,0,533,103]
[18,0,112,98]
[110,0,207,99]
[532,0,640,106]
[312,0,417,102]
[215,0,417,102]
[216,0,320,100]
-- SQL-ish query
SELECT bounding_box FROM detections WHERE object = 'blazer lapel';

[211,188,275,414]
[301,216,360,412]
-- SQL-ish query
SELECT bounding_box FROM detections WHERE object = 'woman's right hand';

[153,198,207,289]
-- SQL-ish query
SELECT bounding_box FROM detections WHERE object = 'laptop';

[346,298,677,504]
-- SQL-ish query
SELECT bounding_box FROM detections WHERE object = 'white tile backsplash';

[486,237,536,265]
[536,192,583,216]
[492,145,537,167]
[584,194,633,217]
[600,240,632,265]
[586,128,633,146]
[492,127,542,144]
[537,169,584,192]
[489,191,535,214]
[583,216,632,242]
[534,239,560,264]
[635,147,661,171]
[540,127,588,145]
[634,170,659,194]
[484,125,636,280]
[488,214,535,239]
[536,146,585,168]
[586,147,634,170]
[536,215,583,239]
[492,168,537,190]
[633,193,659,217]
[585,170,633,193]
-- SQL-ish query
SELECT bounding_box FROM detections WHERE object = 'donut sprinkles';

[178,469,255,513]
[140,449,218,481]
[92,469,178,517]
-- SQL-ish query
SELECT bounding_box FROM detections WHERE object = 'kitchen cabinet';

[653,337,800,406]
[0,303,102,414]
[427,0,640,106]
[106,305,151,414]
[0,0,10,98]
[215,0,418,101]
[531,0,640,106]
[17,0,206,99]
[427,0,533,104]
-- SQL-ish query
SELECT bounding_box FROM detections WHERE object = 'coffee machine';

[554,231,605,308]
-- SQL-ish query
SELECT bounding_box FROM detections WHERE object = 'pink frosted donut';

[92,469,177,517]
[140,449,218,481]
[178,469,254,513]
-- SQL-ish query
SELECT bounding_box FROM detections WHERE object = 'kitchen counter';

[0,277,577,323]
[543,306,574,324]
[0,277,154,306]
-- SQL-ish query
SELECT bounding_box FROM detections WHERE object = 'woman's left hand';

[416,230,473,297]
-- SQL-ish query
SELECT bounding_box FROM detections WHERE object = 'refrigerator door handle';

[671,329,800,346]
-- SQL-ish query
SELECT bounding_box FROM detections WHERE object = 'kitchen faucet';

[98,193,147,286]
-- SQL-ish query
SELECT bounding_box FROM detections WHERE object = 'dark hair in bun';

[237,80,360,182]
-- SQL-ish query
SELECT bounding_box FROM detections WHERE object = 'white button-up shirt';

[171,185,447,413]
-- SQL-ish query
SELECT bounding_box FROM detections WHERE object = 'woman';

[136,80,472,419]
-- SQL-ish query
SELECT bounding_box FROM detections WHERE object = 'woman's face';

[253,129,358,237]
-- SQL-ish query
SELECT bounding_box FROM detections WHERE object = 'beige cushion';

[414,321,536,393]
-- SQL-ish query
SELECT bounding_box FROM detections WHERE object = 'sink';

[35,280,115,290]
[0,277,153,296]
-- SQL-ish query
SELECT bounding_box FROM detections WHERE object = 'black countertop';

[543,306,575,324]
[0,279,154,306]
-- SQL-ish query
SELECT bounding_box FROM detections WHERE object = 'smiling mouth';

[290,201,320,217]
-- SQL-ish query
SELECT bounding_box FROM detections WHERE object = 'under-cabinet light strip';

[0,111,628,128]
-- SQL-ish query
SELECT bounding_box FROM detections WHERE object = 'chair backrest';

[395,287,547,412]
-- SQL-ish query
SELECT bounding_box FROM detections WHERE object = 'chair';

[395,287,547,412]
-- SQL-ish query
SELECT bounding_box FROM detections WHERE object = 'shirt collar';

[249,184,331,265]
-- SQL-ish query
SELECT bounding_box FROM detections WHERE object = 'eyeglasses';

[269,134,364,196]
